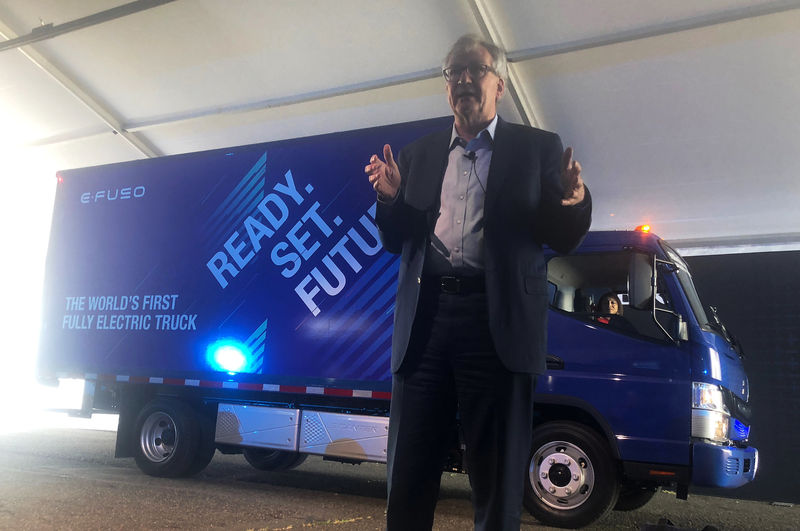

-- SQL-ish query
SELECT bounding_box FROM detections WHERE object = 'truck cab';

[523,228,757,527]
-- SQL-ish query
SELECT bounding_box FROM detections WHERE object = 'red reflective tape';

[649,470,677,477]
[324,388,353,397]
[279,385,306,394]
[97,375,390,401]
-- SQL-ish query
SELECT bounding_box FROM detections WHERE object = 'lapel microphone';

[463,150,486,192]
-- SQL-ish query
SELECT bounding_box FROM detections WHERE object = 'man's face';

[445,45,504,126]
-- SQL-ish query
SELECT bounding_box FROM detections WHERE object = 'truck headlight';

[692,382,730,443]
[692,382,729,413]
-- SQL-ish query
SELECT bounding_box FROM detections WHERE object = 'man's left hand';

[560,146,585,206]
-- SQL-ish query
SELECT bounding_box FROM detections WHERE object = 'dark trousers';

[386,286,535,531]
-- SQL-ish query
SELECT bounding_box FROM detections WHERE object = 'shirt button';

[459,195,464,200]
[463,171,468,176]
[456,220,461,224]
[454,247,460,253]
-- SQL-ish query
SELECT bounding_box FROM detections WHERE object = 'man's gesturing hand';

[365,144,401,200]
[560,146,586,206]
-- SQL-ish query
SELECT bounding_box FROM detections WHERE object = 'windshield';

[659,240,710,327]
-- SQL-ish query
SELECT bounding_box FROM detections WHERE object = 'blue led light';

[731,418,750,440]
[206,339,250,373]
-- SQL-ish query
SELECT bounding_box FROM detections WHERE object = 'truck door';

[543,250,692,465]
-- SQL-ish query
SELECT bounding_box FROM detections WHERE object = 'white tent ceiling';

[2,0,799,251]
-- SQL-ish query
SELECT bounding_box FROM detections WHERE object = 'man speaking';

[365,34,592,530]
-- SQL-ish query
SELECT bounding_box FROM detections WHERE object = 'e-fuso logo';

[80,186,146,204]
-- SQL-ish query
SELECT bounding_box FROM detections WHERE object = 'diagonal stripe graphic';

[246,319,269,349]
[321,263,399,372]
[204,152,267,227]
[205,167,266,246]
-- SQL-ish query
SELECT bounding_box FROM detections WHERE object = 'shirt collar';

[449,114,498,151]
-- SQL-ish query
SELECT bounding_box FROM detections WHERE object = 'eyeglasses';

[442,63,494,83]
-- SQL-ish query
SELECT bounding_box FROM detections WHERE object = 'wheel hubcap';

[140,412,177,463]
[530,440,594,510]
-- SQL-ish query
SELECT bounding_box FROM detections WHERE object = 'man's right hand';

[365,144,401,200]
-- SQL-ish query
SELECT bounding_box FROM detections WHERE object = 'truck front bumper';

[692,442,758,488]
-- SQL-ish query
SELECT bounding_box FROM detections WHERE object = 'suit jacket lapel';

[485,117,511,217]
[427,128,451,230]
[404,127,451,227]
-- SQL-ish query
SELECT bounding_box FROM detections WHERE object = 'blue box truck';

[38,117,757,528]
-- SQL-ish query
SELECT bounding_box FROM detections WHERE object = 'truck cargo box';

[39,117,451,393]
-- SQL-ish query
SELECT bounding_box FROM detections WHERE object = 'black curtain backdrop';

[685,251,800,503]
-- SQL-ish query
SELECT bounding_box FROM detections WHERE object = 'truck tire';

[523,421,620,529]
[613,484,658,511]
[133,398,215,477]
[243,448,307,471]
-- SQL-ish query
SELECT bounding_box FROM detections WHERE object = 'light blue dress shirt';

[428,115,498,274]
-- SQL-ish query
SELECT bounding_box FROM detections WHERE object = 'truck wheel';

[133,398,214,477]
[613,484,658,511]
[243,448,307,471]
[524,421,620,528]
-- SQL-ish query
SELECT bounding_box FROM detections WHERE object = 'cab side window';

[547,251,674,342]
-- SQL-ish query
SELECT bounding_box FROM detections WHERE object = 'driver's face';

[604,298,619,314]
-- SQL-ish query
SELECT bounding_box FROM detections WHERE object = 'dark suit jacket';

[377,117,592,374]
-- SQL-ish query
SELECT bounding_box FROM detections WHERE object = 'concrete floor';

[0,425,796,530]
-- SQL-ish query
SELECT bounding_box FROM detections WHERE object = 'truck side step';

[215,404,300,451]
[300,411,389,463]
[214,404,390,463]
